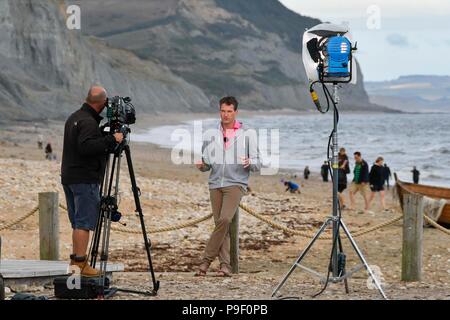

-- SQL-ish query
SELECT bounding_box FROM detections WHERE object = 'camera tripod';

[89,136,160,298]
[272,84,387,299]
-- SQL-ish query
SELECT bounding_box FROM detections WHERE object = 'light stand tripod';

[272,84,387,299]
[89,134,160,298]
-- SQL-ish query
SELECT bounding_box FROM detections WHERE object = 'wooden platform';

[0,260,124,286]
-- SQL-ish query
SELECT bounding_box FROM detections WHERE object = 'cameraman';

[61,86,123,277]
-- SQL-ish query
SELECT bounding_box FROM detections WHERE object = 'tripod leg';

[337,235,350,294]
[90,208,104,267]
[90,155,111,267]
[272,218,332,297]
[103,152,122,265]
[97,153,120,297]
[340,220,387,299]
[124,145,159,295]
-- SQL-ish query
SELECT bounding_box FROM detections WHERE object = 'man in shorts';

[349,151,370,214]
[61,86,123,276]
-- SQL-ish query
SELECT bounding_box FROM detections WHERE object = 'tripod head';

[101,195,122,223]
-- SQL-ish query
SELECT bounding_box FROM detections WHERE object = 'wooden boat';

[394,173,450,225]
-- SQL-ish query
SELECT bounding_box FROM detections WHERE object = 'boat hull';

[394,173,450,225]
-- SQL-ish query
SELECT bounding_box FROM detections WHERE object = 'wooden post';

[230,208,239,274]
[38,192,59,261]
[401,193,423,281]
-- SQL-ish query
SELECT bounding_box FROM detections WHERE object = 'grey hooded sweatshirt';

[200,121,261,190]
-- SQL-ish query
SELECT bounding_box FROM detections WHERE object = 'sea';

[132,113,450,187]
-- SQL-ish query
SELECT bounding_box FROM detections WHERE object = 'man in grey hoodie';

[195,96,261,277]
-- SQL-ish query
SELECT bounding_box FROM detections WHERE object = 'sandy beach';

[0,113,449,300]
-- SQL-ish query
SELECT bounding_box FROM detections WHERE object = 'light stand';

[272,84,387,300]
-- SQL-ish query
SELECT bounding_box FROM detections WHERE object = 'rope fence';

[0,206,38,232]
[0,199,447,238]
[423,215,450,236]
[239,203,404,240]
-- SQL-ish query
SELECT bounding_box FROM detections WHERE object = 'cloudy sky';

[279,0,450,81]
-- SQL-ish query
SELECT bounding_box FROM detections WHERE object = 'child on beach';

[283,180,301,194]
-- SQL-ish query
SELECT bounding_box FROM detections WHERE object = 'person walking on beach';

[383,163,392,190]
[338,148,350,209]
[368,157,387,211]
[304,166,310,180]
[195,96,261,277]
[61,85,123,277]
[37,135,43,150]
[45,142,53,160]
[411,166,420,184]
[349,151,370,213]
[321,161,329,182]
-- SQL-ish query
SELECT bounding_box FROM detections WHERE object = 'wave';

[420,145,450,154]
[383,150,406,155]
[423,174,448,180]
[134,113,450,187]
[367,137,383,143]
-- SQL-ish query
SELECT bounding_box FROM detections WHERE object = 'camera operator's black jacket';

[61,103,116,185]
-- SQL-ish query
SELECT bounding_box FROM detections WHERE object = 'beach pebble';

[1,142,449,300]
